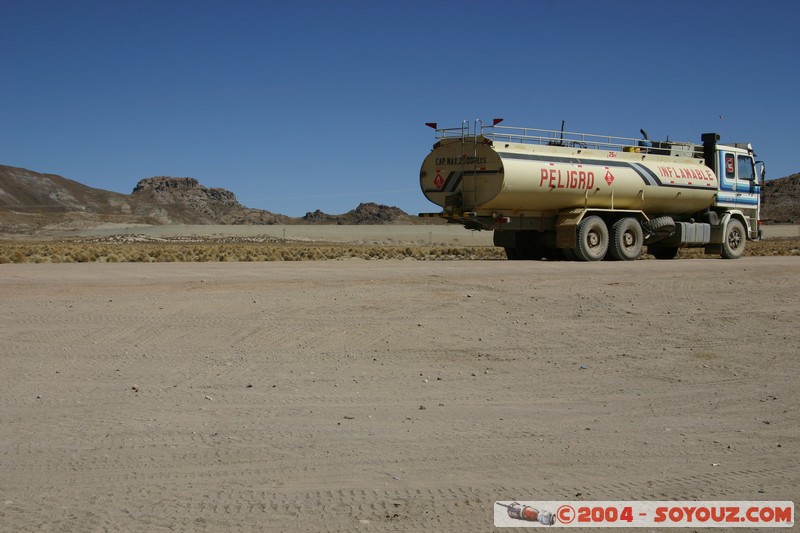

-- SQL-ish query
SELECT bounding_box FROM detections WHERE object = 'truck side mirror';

[756,161,766,185]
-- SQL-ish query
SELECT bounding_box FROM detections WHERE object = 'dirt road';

[1,258,798,531]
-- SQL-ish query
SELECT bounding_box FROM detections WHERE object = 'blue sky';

[2,0,798,217]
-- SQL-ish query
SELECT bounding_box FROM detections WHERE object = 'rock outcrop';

[130,176,248,224]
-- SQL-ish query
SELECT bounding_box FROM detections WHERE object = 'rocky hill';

[761,172,800,224]
[128,176,289,225]
[0,165,426,233]
[302,203,416,225]
[0,165,130,215]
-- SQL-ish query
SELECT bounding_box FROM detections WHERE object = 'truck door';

[735,154,760,235]
[734,154,758,211]
[718,151,755,209]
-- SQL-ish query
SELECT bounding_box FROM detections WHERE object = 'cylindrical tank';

[420,137,718,217]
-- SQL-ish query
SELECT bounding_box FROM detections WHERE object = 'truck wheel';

[504,247,520,260]
[609,217,643,261]
[574,215,608,261]
[721,219,746,259]
[642,216,675,237]
[648,244,679,260]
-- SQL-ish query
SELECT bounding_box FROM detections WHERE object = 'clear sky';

[2,0,798,217]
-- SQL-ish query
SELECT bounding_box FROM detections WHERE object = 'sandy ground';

[1,258,798,532]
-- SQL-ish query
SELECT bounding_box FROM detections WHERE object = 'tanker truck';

[419,120,764,261]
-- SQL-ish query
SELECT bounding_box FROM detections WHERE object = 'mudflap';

[555,210,584,250]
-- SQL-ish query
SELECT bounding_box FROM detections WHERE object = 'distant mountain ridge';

[2,164,797,235]
[302,203,411,224]
[0,165,427,233]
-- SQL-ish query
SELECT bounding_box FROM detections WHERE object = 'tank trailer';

[419,120,764,261]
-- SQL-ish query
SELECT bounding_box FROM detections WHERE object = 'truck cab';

[713,142,761,239]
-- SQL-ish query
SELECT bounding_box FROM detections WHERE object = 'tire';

[643,216,675,238]
[573,215,608,261]
[504,247,520,260]
[648,244,679,260]
[608,217,643,261]
[720,218,746,259]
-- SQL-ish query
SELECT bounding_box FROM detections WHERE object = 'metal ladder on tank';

[457,119,484,209]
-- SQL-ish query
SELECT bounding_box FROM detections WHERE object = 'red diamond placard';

[604,170,615,186]
[434,171,445,190]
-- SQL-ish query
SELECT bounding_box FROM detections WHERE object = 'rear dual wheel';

[574,216,608,261]
[608,217,643,261]
[573,216,643,262]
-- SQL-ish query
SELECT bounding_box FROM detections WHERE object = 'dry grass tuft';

[0,240,506,264]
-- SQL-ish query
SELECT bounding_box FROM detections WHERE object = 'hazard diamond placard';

[434,171,445,190]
